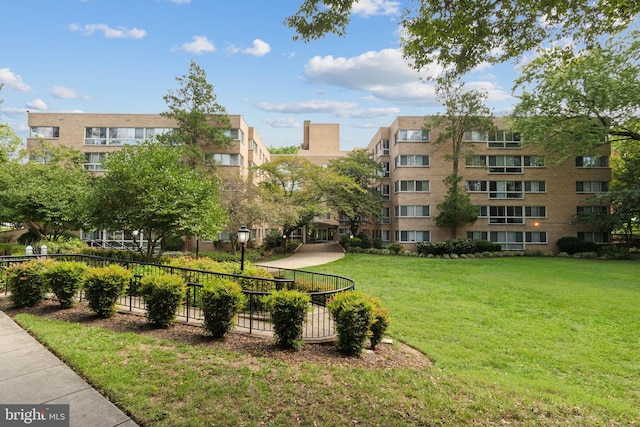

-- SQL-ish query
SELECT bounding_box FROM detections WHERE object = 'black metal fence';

[0,254,355,341]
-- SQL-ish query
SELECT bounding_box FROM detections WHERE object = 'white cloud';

[69,23,146,39]
[352,0,401,17]
[337,107,401,119]
[242,39,271,57]
[264,117,302,128]
[50,85,88,100]
[26,99,47,110]
[0,107,28,117]
[170,0,191,3]
[257,100,358,114]
[0,68,32,92]
[181,36,215,54]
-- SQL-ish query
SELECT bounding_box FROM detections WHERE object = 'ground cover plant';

[3,255,640,425]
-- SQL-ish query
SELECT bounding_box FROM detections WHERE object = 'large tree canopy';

[286,0,639,77]
[87,142,227,261]
[511,31,640,160]
[326,149,384,236]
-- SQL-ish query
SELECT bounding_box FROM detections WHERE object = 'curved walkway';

[257,241,345,269]
[0,243,343,426]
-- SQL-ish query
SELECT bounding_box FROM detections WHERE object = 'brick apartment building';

[27,113,611,252]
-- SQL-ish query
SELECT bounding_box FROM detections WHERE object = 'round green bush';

[201,278,246,339]
[327,291,374,356]
[84,265,132,318]
[265,290,310,350]
[6,260,49,308]
[140,273,186,327]
[43,261,86,308]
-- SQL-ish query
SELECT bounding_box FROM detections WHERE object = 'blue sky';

[1,0,518,150]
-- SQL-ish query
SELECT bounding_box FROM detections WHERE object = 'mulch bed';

[0,295,432,370]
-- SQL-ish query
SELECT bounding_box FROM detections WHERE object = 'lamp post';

[237,225,250,271]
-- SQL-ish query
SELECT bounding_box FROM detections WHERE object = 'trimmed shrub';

[36,238,86,255]
[557,236,599,255]
[43,261,86,308]
[599,245,628,260]
[6,260,49,308]
[265,290,311,350]
[201,278,247,339]
[385,243,404,255]
[327,291,374,356]
[0,243,25,256]
[140,273,186,328]
[84,265,132,318]
[370,300,391,350]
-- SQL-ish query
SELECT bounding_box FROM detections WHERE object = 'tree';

[86,142,227,262]
[285,0,639,77]
[431,81,494,177]
[256,156,324,242]
[511,32,640,160]
[268,145,300,155]
[326,149,384,236]
[161,61,232,168]
[435,175,478,239]
[0,143,90,240]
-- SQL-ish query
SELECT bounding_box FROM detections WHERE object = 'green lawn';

[13,255,640,426]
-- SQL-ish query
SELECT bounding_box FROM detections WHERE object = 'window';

[395,180,430,192]
[489,181,523,199]
[84,152,106,171]
[374,230,391,243]
[524,156,545,167]
[576,181,609,193]
[576,156,608,168]
[467,231,488,240]
[577,232,610,243]
[395,129,429,143]
[577,206,609,215]
[466,156,487,167]
[395,155,430,168]
[381,162,390,178]
[525,231,547,243]
[226,129,242,140]
[395,230,430,242]
[525,206,547,217]
[478,206,488,217]
[489,156,522,173]
[378,207,390,224]
[382,139,390,155]
[466,180,487,192]
[490,231,524,250]
[378,184,390,201]
[145,128,174,139]
[205,153,242,166]
[488,130,521,148]
[85,128,107,145]
[30,126,59,138]
[464,131,487,142]
[108,128,144,145]
[489,206,524,224]
[395,205,430,217]
[525,181,546,192]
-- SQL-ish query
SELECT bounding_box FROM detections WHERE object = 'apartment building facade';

[27,112,272,248]
[366,116,611,252]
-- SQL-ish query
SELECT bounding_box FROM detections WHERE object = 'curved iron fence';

[0,254,355,341]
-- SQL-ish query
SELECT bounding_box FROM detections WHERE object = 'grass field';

[13,255,640,426]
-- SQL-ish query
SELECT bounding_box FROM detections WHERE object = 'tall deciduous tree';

[430,81,493,238]
[286,0,639,77]
[87,142,227,262]
[161,61,232,168]
[326,149,384,236]
[431,81,494,177]
[0,143,90,240]
[256,156,323,241]
[511,32,640,160]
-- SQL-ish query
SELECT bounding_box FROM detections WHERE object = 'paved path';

[0,242,342,426]
[0,311,138,427]
[257,241,345,269]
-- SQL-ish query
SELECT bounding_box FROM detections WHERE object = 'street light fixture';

[237,225,250,271]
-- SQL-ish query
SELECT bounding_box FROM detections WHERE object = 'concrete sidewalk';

[257,241,345,269]
[0,310,138,427]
